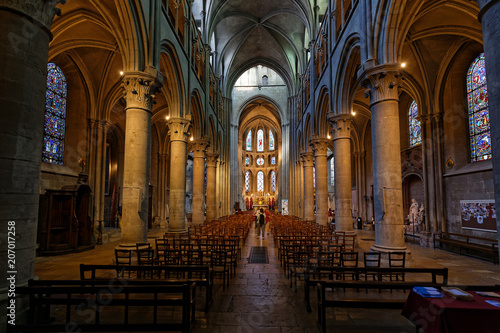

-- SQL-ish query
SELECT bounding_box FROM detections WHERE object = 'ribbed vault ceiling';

[202,0,328,91]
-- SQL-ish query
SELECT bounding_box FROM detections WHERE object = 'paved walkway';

[35,226,500,332]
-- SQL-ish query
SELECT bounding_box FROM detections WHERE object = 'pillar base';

[167,227,188,234]
[370,244,408,253]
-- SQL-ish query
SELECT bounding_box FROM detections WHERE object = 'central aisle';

[192,226,416,333]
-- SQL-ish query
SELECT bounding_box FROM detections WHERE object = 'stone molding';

[122,70,163,111]
[205,153,219,167]
[0,0,65,28]
[327,113,352,140]
[300,151,314,166]
[191,138,210,158]
[478,0,500,22]
[309,135,329,157]
[359,65,402,106]
[167,117,191,142]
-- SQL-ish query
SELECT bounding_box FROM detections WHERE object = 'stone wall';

[444,166,496,238]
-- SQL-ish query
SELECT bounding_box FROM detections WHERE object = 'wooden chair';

[389,251,406,281]
[290,251,310,291]
[115,249,132,265]
[340,251,359,280]
[114,249,132,277]
[155,238,169,264]
[363,251,381,281]
[211,250,230,290]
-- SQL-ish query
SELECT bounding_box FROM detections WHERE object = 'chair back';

[363,251,381,268]
[115,249,132,265]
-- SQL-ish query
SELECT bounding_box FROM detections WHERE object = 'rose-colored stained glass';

[467,54,491,162]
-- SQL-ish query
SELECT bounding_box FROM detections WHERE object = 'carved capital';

[191,137,210,158]
[300,151,315,167]
[122,69,163,111]
[100,120,112,131]
[167,117,191,142]
[327,113,352,140]
[205,153,219,167]
[309,135,329,157]
[0,0,66,29]
[359,65,402,105]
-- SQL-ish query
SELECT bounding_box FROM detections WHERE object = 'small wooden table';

[402,289,500,333]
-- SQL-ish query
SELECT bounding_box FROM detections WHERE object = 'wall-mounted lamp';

[119,71,124,76]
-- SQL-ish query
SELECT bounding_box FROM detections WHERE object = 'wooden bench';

[317,280,446,333]
[8,281,195,333]
[433,232,498,264]
[305,266,448,312]
[80,264,213,312]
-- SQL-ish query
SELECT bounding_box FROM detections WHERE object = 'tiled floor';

[35,226,500,332]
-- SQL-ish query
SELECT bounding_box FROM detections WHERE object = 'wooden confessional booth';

[37,172,95,255]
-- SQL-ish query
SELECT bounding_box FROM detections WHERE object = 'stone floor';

[34,226,500,332]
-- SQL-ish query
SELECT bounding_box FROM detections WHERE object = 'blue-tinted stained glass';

[257,157,264,166]
[467,53,491,162]
[409,101,421,146]
[245,157,250,166]
[269,130,275,151]
[271,171,276,192]
[245,171,250,192]
[246,130,252,151]
[330,158,335,186]
[257,171,264,192]
[271,156,276,165]
[43,63,67,165]
[257,129,264,152]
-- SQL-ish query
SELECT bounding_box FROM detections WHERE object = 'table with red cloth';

[401,289,500,333]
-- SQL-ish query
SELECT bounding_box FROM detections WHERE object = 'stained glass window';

[313,166,316,189]
[330,158,335,186]
[42,63,67,165]
[246,130,252,151]
[245,171,250,192]
[271,171,276,192]
[409,101,421,146]
[257,129,264,152]
[257,171,264,192]
[269,130,275,151]
[271,156,276,165]
[245,157,250,166]
[467,53,491,162]
[257,157,264,166]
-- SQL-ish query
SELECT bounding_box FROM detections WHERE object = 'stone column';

[301,151,315,221]
[0,0,64,301]
[191,138,209,224]
[167,117,191,232]
[310,136,329,225]
[95,121,111,235]
[478,0,500,256]
[120,70,162,243]
[205,153,219,222]
[328,114,353,232]
[360,66,406,251]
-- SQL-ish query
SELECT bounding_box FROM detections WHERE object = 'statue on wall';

[409,199,419,224]
[417,203,425,229]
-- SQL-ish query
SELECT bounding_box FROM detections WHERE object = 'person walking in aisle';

[256,208,266,238]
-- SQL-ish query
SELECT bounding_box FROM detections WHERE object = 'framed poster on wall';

[282,199,289,215]
[460,200,496,232]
